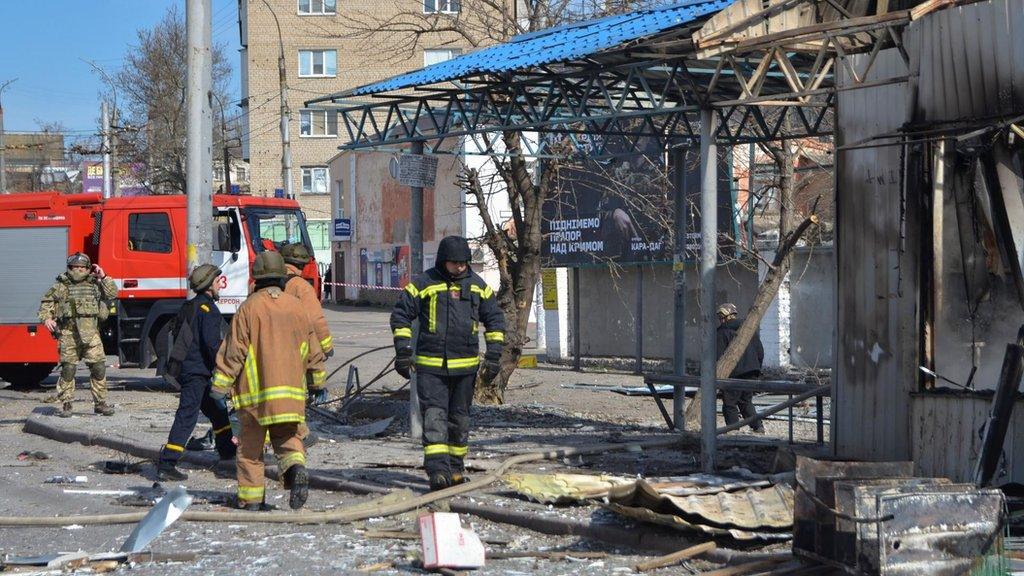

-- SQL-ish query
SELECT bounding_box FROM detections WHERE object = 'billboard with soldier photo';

[542,136,734,267]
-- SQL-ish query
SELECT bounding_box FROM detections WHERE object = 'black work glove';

[480,354,501,384]
[395,347,413,379]
[307,388,328,406]
[324,348,335,359]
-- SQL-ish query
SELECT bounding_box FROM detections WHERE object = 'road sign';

[397,154,438,188]
[332,218,352,241]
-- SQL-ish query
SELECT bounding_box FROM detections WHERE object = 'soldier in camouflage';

[38,252,118,417]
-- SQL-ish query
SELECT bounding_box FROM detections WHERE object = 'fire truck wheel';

[0,363,57,390]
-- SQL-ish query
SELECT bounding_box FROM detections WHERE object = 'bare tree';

[344,1,656,403]
[108,5,232,194]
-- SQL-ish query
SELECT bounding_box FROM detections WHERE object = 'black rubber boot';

[428,471,452,492]
[450,471,470,486]
[94,403,115,416]
[157,464,188,482]
[284,465,309,510]
[59,402,73,418]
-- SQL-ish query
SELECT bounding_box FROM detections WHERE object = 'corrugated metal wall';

[906,0,1024,125]
[834,49,920,460]
[911,393,1024,483]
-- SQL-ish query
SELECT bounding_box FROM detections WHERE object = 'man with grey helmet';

[38,252,118,417]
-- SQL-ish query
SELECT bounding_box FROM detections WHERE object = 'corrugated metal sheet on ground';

[343,0,734,97]
[905,0,1024,124]
[604,478,793,541]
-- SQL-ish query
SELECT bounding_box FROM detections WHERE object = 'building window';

[236,166,248,182]
[298,50,337,77]
[128,212,173,253]
[213,165,225,181]
[424,48,461,66]
[302,167,329,194]
[307,220,331,252]
[300,109,338,137]
[424,0,460,13]
[298,0,335,14]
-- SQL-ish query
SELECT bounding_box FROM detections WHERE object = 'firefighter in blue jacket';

[390,236,505,491]
[156,264,236,481]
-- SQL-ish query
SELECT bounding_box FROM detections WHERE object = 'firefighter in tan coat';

[281,243,333,357]
[210,251,327,511]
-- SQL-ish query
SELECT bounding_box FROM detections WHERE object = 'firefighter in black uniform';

[156,264,237,481]
[390,236,505,491]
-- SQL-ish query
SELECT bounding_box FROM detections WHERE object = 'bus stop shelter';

[307,0,917,471]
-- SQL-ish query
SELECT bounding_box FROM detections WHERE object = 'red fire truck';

[0,191,321,388]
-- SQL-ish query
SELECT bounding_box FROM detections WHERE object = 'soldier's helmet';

[189,264,222,293]
[252,251,287,280]
[66,252,91,268]
[280,243,312,267]
[717,302,739,319]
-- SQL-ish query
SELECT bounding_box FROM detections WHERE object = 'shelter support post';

[635,266,644,374]
[573,267,581,371]
[672,149,687,430]
[699,108,718,472]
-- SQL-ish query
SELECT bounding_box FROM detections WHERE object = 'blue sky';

[0,0,240,134]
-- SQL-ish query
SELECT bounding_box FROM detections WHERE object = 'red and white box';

[419,512,486,569]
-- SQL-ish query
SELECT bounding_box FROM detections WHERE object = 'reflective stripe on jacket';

[390,268,505,376]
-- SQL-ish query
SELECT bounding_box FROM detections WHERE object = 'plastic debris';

[419,512,486,570]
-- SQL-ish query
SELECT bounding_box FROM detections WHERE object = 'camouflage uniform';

[38,272,118,408]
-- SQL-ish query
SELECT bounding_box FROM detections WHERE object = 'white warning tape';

[323,281,405,292]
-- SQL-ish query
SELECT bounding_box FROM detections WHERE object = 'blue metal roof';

[343,0,734,97]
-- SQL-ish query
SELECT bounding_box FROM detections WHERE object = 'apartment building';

[237,0,472,263]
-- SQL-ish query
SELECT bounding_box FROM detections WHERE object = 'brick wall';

[241,0,479,221]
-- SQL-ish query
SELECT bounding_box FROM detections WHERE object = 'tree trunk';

[472,131,550,405]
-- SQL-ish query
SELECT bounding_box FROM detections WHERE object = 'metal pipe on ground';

[13,417,786,566]
[11,415,694,526]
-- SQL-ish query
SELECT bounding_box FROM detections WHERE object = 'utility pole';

[408,140,425,440]
[1,78,18,194]
[186,0,213,272]
[263,0,291,198]
[215,95,233,194]
[101,101,112,199]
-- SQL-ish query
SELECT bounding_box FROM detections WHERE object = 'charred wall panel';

[911,393,1024,483]
[906,0,1024,125]
[834,49,918,460]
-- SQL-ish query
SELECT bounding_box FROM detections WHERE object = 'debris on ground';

[793,456,1006,574]
[101,460,144,474]
[44,475,88,484]
[502,472,634,504]
[604,476,794,541]
[120,486,193,553]
[17,450,49,461]
[420,512,486,570]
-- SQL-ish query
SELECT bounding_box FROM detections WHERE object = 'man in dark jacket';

[390,236,505,491]
[716,303,765,433]
[156,264,236,481]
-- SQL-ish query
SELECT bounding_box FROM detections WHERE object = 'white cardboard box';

[419,512,486,569]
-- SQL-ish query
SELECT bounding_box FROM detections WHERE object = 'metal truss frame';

[306,1,912,154]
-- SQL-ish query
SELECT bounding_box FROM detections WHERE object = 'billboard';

[541,138,734,267]
[82,161,148,196]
